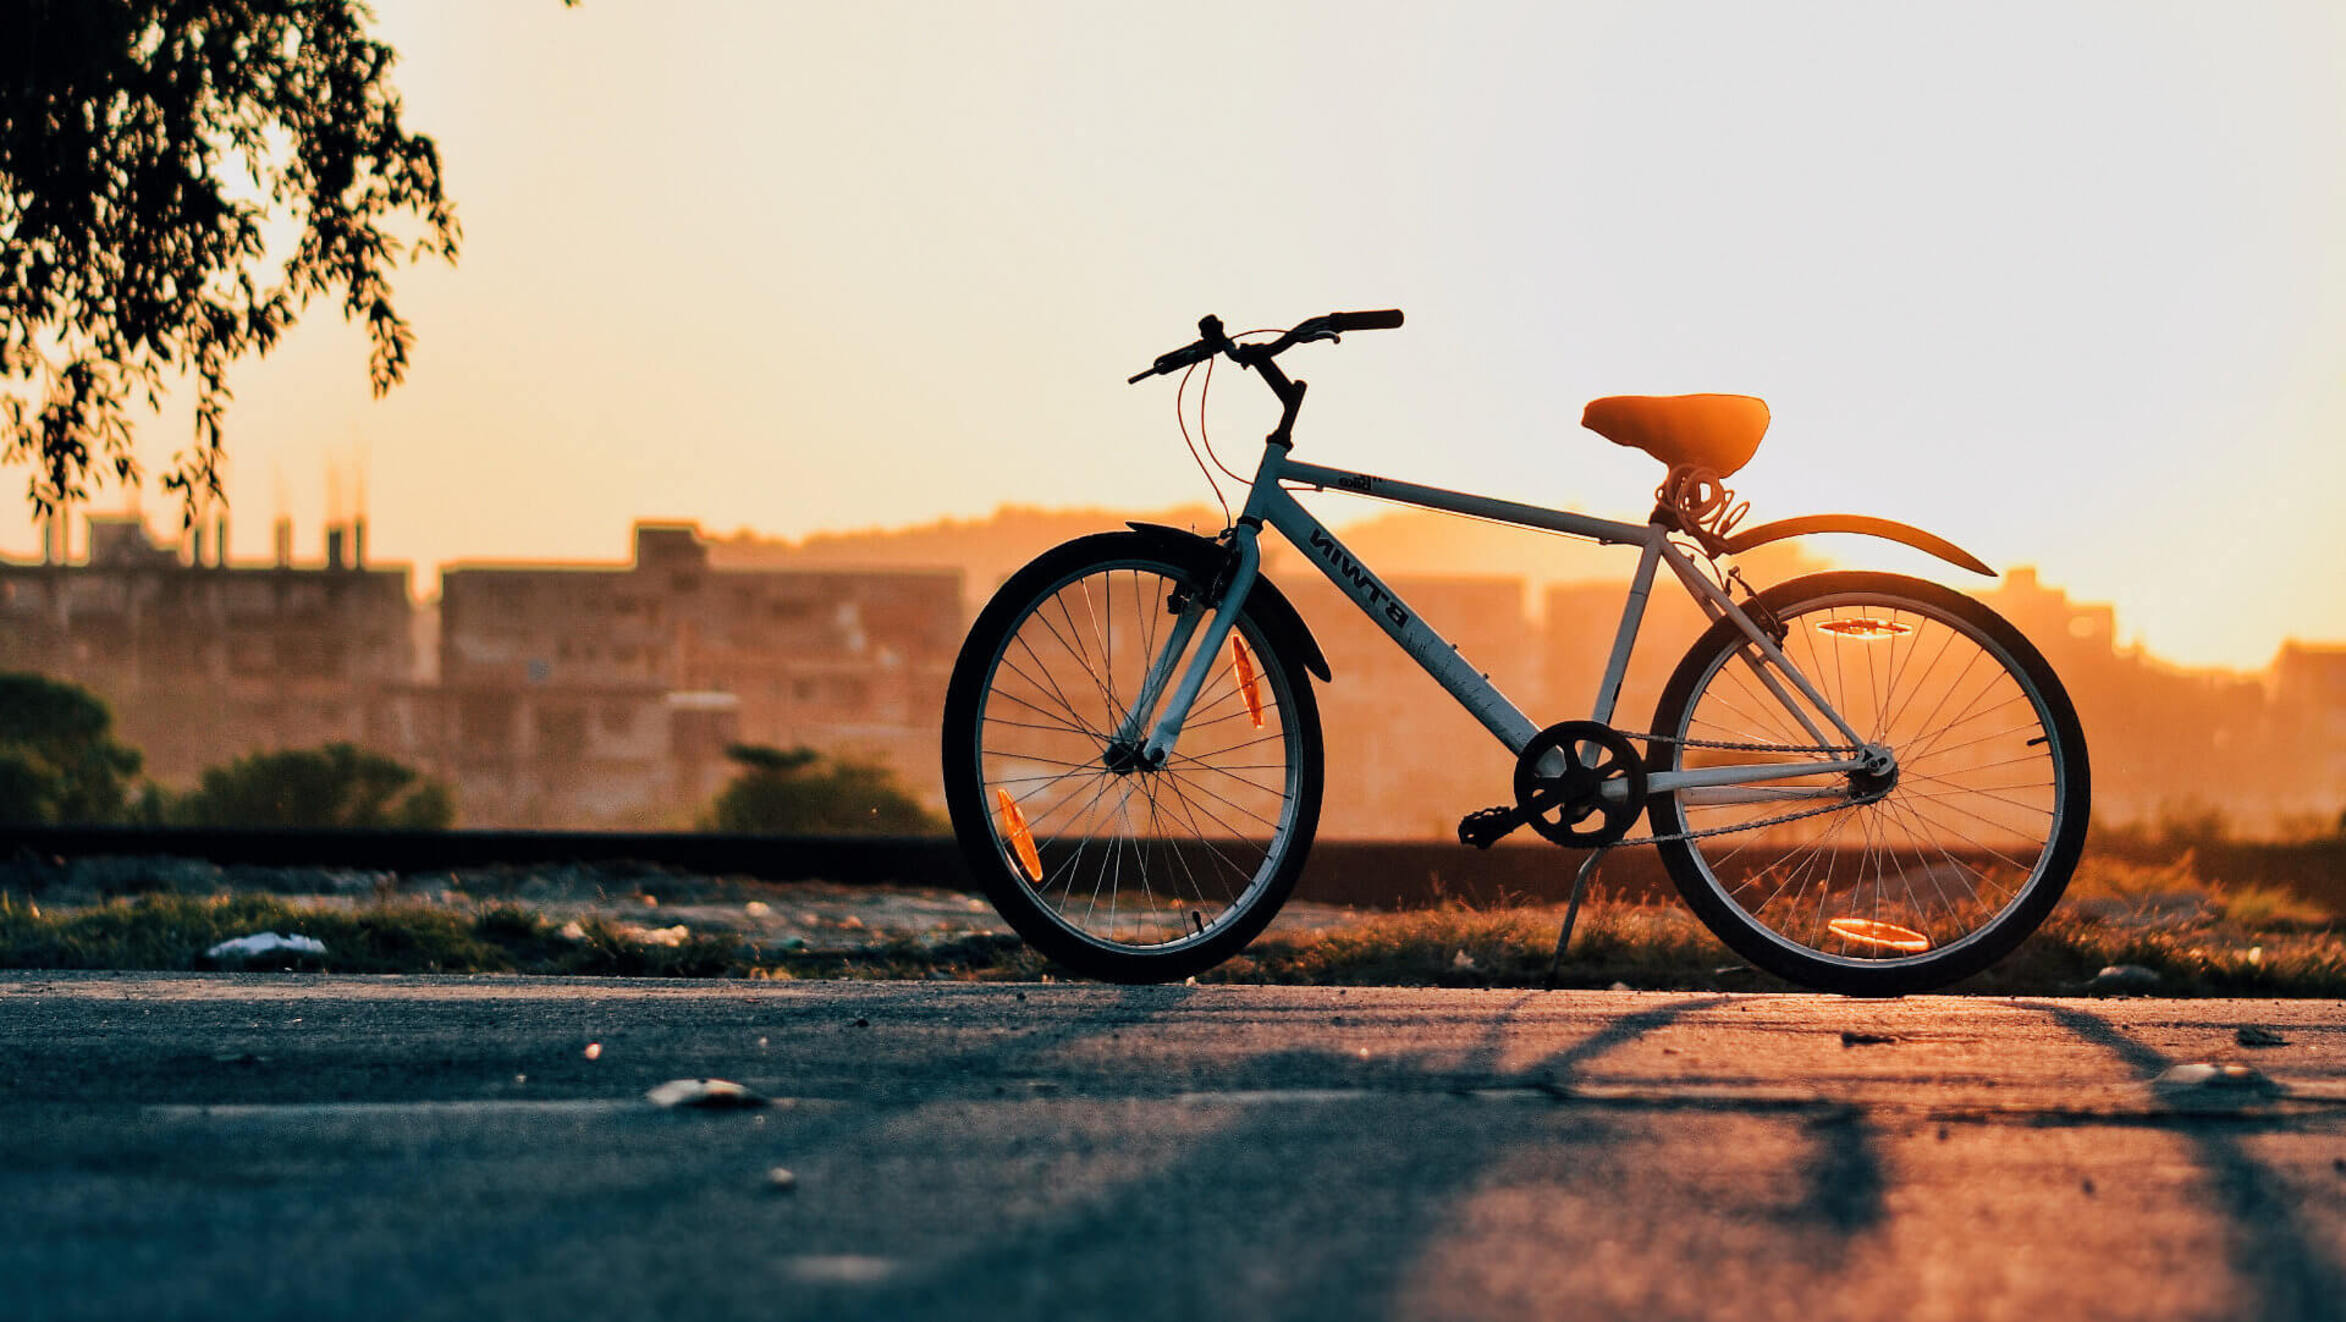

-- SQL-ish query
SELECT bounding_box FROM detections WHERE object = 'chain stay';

[1608,795,1864,850]
[1609,730,1871,848]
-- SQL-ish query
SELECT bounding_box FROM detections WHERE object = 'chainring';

[1511,720,1649,847]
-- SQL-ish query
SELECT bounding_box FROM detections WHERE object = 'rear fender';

[1720,514,1994,577]
[1125,522,1333,682]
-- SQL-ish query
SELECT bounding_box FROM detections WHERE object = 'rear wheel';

[942,533,1323,982]
[1649,572,2089,995]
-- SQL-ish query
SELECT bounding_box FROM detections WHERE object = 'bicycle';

[942,310,2089,994]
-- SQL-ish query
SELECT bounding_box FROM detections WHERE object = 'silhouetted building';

[0,514,420,783]
[2269,642,2346,827]
[7,509,2341,837]
[436,522,960,826]
[1284,573,1543,839]
[1982,567,2272,830]
[1541,579,1711,735]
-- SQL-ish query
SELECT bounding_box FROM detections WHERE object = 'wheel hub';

[1101,738,1160,775]
[1847,743,1899,801]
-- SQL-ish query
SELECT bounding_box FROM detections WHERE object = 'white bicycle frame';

[1117,443,1883,808]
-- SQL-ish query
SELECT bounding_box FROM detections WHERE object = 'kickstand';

[1544,846,1610,989]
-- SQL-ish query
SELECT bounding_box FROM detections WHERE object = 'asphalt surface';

[5,975,2345,1322]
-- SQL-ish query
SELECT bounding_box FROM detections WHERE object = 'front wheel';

[1648,572,2089,995]
[942,533,1324,983]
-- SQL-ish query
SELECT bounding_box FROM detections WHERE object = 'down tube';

[1259,489,1542,752]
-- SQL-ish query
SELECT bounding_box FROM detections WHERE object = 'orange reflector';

[1230,636,1265,729]
[1815,617,1915,640]
[1827,917,1932,953]
[994,788,1043,883]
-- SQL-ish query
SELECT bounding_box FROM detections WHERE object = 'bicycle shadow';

[2037,1002,2346,1322]
[172,984,1213,1322]
[1508,993,1887,1244]
[87,985,1905,1322]
[48,980,1919,1322]
[804,992,1899,1321]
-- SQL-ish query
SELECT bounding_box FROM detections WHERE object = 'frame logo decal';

[1307,527,1410,628]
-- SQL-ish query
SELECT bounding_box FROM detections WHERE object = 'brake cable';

[1173,359,1233,527]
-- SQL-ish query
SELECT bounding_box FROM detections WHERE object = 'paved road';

[5,975,2344,1322]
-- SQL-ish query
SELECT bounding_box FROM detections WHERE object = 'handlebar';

[1126,309,1404,384]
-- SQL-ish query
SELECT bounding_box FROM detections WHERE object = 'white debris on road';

[2154,1062,2277,1093]
[2085,964,2162,993]
[205,933,328,961]
[645,1078,767,1109]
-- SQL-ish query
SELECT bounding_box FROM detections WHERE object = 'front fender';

[1124,522,1333,682]
[1720,514,1994,577]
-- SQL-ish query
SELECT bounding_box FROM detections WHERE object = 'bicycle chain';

[1635,732,1862,754]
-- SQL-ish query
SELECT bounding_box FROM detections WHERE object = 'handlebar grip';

[1328,309,1403,332]
[1129,340,1208,384]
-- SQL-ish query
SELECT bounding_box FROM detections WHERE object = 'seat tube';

[1139,522,1261,764]
[1591,535,1663,725]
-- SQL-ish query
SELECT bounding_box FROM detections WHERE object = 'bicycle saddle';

[1581,394,1770,479]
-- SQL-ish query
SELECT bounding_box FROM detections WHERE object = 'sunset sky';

[7,1,2342,670]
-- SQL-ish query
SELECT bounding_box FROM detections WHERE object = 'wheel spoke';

[952,551,1313,969]
[1657,583,2077,987]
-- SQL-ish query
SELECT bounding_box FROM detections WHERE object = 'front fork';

[1110,524,1263,767]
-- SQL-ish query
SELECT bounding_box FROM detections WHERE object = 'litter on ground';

[205,933,328,961]
[646,1078,767,1109]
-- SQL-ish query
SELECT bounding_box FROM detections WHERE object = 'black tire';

[942,533,1323,983]
[1648,572,2089,995]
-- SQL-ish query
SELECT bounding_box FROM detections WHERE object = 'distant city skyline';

[11,506,2340,837]
[11,498,2332,683]
[2,3,2339,670]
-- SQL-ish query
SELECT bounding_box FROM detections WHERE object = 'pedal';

[1457,805,1528,850]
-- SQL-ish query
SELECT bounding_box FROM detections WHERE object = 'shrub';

[171,743,454,829]
[702,744,942,835]
[0,673,143,824]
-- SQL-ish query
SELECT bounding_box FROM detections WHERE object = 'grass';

[2063,848,2334,928]
[1203,901,2346,998]
[3,850,2341,995]
[1221,901,1748,990]
[0,894,746,978]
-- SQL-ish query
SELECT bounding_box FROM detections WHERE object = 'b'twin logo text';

[1307,528,1410,628]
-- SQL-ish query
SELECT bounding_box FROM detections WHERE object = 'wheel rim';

[1667,592,2072,970]
[970,558,1304,955]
